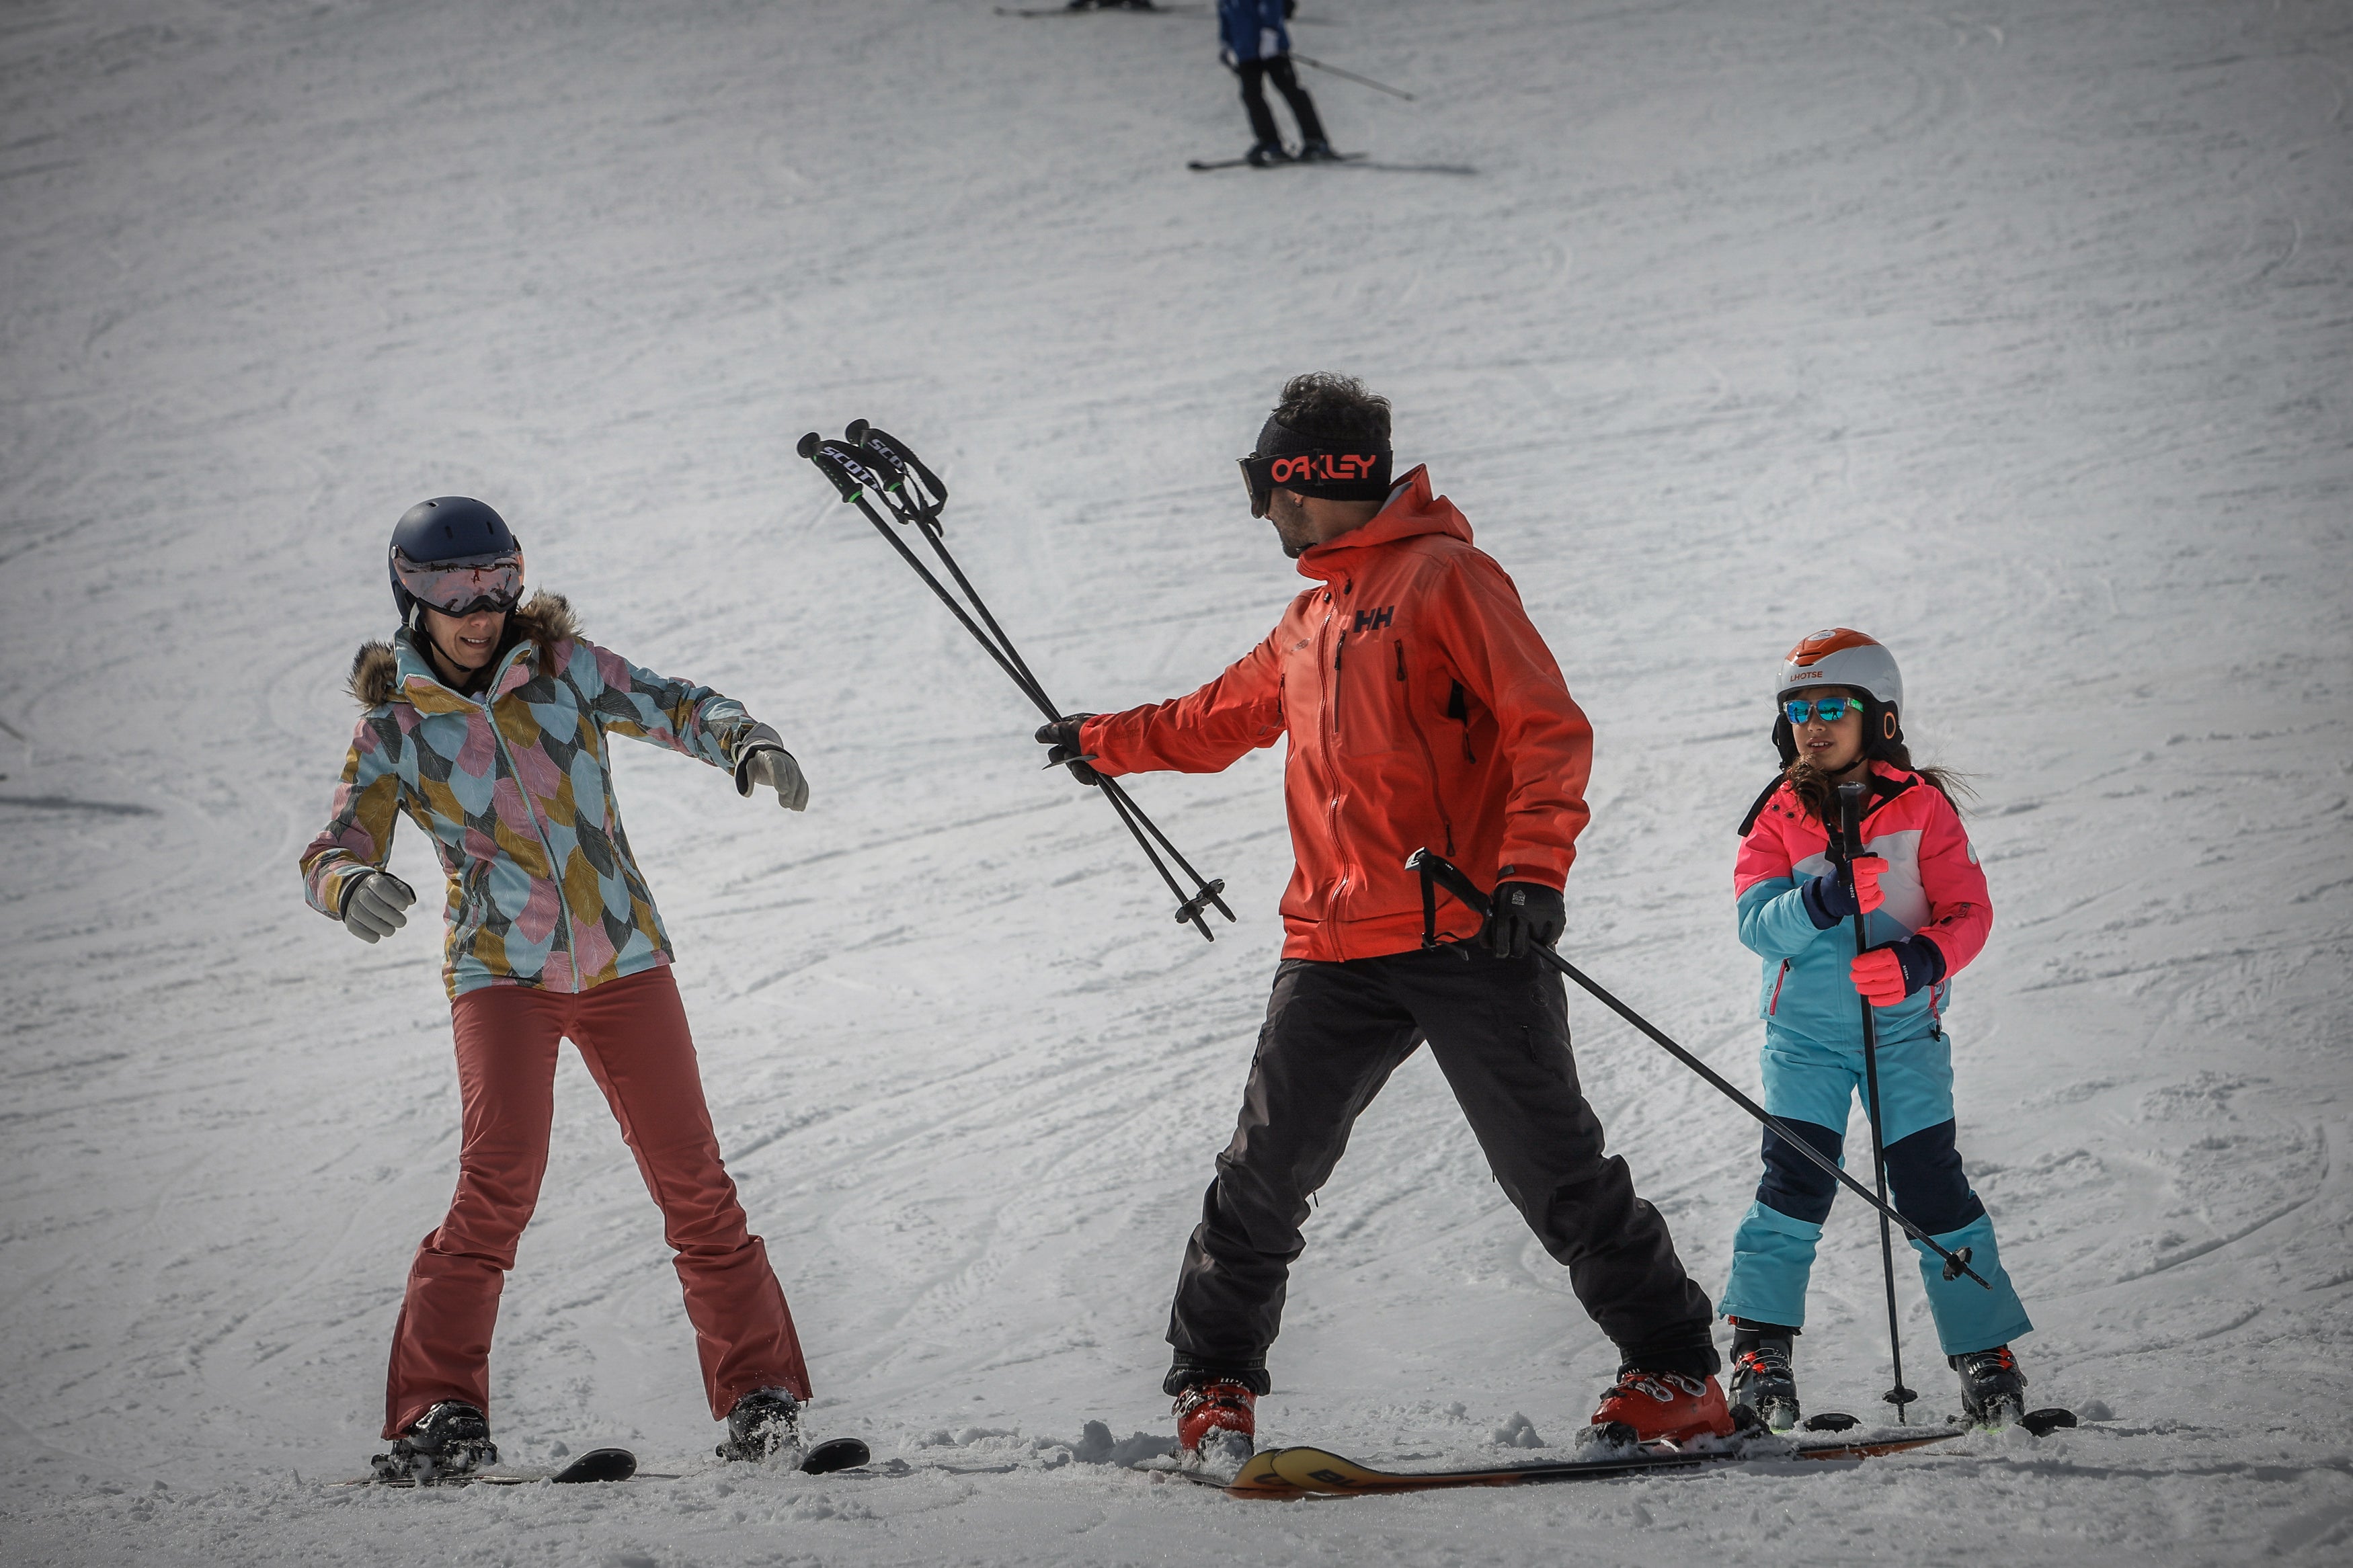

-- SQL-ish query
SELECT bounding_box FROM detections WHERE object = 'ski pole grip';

[800,434,893,503]
[1835,780,1867,879]
[1405,849,1494,920]
[853,422,949,507]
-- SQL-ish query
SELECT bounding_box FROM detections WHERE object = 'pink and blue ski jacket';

[300,595,762,1000]
[1733,763,1993,1047]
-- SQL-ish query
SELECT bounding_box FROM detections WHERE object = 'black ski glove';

[1035,714,1101,786]
[1482,880,1565,960]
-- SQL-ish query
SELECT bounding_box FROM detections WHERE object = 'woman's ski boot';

[372,1400,497,1483]
[718,1387,805,1464]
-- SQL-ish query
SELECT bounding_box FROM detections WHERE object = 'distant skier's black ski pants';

[1165,945,1719,1394]
[1238,56,1327,149]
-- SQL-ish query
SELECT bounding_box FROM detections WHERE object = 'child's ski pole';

[1837,780,1919,1421]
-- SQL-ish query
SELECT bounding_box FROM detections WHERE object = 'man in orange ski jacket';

[1038,374,1729,1469]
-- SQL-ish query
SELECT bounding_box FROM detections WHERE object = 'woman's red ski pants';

[382,965,809,1438]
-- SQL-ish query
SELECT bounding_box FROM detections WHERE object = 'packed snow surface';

[3,1,2350,1563]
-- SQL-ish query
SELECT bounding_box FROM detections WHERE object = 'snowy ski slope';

[3,1,2349,1563]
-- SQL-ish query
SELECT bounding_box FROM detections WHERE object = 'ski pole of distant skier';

[796,430,1233,940]
[1406,847,1993,1292]
[1290,54,1415,101]
[1838,780,1919,1420]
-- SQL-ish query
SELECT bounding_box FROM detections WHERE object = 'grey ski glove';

[342,870,417,944]
[734,723,809,811]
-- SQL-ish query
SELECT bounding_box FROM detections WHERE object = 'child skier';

[301,497,820,1479]
[1720,628,2035,1429]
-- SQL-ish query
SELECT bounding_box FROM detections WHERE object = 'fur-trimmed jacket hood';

[348,591,581,708]
[303,594,764,999]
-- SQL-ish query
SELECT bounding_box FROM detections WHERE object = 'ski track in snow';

[3,1,2350,1563]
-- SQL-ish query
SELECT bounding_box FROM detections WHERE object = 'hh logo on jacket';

[1351,605,1396,633]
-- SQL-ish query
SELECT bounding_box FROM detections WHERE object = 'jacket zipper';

[1396,640,1455,856]
[1768,959,1790,1016]
[1322,603,1347,927]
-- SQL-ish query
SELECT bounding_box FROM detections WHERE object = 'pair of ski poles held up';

[795,427,1983,1417]
[797,423,1234,940]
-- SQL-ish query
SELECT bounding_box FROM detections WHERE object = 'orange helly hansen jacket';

[1080,466,1593,961]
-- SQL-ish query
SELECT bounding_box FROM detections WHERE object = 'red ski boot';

[1586,1370,1736,1448]
[1173,1378,1257,1469]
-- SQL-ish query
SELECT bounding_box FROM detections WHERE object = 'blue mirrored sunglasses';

[1784,696,1860,725]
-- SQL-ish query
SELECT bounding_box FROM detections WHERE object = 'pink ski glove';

[1849,855,1888,914]
[1850,946,1909,1006]
[1850,936,1946,1006]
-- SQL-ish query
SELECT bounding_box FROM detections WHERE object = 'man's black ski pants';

[1165,944,1718,1395]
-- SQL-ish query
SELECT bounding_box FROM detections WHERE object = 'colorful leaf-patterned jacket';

[301,595,762,999]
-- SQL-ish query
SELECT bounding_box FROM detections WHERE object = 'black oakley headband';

[1238,416,1394,518]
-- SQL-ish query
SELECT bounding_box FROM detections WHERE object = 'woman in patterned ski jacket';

[298,496,820,1478]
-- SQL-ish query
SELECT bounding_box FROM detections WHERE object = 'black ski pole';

[798,431,1231,938]
[1838,780,1918,1421]
[1290,52,1416,101]
[846,422,1234,928]
[1405,848,1993,1292]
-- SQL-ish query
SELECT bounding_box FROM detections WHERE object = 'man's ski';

[1255,1428,1967,1497]
[1156,1447,1313,1499]
[1187,151,1369,171]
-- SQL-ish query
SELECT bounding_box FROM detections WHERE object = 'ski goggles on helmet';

[1783,695,1861,725]
[1237,415,1394,519]
[393,549,525,616]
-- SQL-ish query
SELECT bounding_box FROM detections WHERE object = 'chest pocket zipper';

[1396,639,1455,856]
[1768,959,1790,1016]
[1445,679,1477,762]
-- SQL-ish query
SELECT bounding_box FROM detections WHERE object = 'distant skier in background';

[1720,629,2035,1429]
[300,497,820,1480]
[1036,374,1730,1471]
[1220,0,1335,165]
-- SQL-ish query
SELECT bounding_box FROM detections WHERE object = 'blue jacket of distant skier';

[1220,0,1291,62]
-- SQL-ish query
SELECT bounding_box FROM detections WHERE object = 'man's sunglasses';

[1238,454,1278,520]
[1784,696,1860,725]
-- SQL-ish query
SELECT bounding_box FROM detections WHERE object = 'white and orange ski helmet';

[1777,627,1903,711]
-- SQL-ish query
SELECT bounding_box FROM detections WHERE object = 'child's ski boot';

[1728,1335,1802,1432]
[1952,1346,2028,1428]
